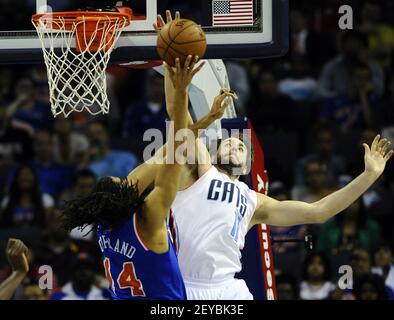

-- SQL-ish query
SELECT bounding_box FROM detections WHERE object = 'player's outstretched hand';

[363,134,393,177]
[209,89,238,120]
[6,238,29,275]
[153,10,180,31]
[164,55,205,91]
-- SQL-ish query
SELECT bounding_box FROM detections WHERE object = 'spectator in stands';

[299,252,335,300]
[316,198,380,255]
[278,57,321,102]
[292,160,336,203]
[53,115,89,167]
[0,239,30,300]
[87,121,138,179]
[351,247,372,278]
[382,76,394,127]
[294,123,346,186]
[319,31,384,97]
[0,100,33,163]
[30,66,50,107]
[59,169,97,203]
[339,165,393,245]
[0,101,34,193]
[30,130,74,198]
[289,9,336,71]
[372,242,394,296]
[247,71,297,133]
[354,274,390,300]
[276,273,299,300]
[320,62,382,132]
[359,1,394,71]
[0,68,12,100]
[50,252,108,300]
[10,77,51,132]
[123,70,167,140]
[34,207,100,287]
[330,285,356,300]
[0,165,52,228]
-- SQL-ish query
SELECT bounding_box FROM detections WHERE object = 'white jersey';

[171,166,257,283]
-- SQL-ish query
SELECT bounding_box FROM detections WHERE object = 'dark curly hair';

[62,177,143,233]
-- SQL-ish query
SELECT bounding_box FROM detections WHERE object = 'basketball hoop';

[32,10,131,118]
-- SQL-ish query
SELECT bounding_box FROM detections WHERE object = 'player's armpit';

[136,194,169,254]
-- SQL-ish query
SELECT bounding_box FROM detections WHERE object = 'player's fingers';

[371,134,380,152]
[378,138,388,152]
[8,244,17,256]
[189,56,200,71]
[175,58,181,74]
[218,92,237,105]
[384,149,393,161]
[184,55,193,70]
[18,240,28,253]
[6,238,18,251]
[223,91,238,100]
[219,88,229,95]
[166,10,172,23]
[190,61,206,77]
[362,143,370,155]
[381,140,391,154]
[221,98,231,110]
[175,11,180,20]
[220,88,237,98]
[12,241,23,254]
[157,14,166,28]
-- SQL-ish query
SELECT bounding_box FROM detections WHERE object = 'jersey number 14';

[104,258,146,297]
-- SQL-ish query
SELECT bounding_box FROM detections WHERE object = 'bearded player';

[154,11,394,300]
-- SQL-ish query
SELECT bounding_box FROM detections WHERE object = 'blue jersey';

[97,211,186,300]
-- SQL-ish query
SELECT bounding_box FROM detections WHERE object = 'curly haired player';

[62,56,204,300]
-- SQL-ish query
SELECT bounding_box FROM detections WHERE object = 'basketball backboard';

[0,0,288,64]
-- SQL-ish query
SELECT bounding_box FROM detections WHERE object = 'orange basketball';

[157,19,207,67]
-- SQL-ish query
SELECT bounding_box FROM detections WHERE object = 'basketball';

[156,19,207,67]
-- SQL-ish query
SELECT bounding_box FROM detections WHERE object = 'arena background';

[0,0,393,300]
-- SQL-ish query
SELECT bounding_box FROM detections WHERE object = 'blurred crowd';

[0,0,393,300]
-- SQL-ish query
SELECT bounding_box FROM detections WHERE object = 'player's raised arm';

[141,56,204,233]
[157,11,236,134]
[250,135,393,227]
[189,89,237,137]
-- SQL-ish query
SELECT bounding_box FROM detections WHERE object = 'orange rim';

[32,11,131,30]
[32,11,131,53]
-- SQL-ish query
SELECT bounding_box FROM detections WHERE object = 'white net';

[32,13,129,118]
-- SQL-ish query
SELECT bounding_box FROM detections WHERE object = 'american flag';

[212,0,254,26]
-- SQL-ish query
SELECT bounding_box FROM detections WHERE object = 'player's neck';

[215,166,239,181]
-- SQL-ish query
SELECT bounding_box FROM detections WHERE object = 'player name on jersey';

[98,235,136,259]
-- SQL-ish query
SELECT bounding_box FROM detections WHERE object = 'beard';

[216,155,244,176]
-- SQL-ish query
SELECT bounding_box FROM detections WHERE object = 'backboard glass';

[0,0,288,64]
